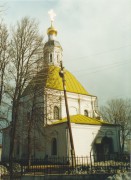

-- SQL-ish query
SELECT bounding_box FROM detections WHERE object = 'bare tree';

[7,17,43,175]
[0,21,9,105]
[16,65,60,164]
[0,20,10,136]
[23,74,45,165]
[100,98,131,153]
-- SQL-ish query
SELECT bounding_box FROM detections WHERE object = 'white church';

[2,13,120,162]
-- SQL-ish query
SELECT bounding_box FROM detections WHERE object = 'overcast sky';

[1,0,131,105]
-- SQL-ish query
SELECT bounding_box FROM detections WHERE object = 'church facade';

[2,19,120,162]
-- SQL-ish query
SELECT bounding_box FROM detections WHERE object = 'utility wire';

[73,59,130,73]
[76,62,130,75]
[67,44,131,60]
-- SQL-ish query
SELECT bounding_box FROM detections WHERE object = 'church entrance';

[94,136,113,161]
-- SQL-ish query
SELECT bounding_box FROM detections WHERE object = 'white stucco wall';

[61,92,97,118]
[44,123,67,157]
[71,124,120,157]
[72,124,100,156]
[43,123,120,159]
[20,87,98,126]
[45,89,98,124]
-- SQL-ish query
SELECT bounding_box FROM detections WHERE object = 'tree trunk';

[9,101,19,178]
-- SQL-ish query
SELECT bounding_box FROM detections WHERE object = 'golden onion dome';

[47,23,57,36]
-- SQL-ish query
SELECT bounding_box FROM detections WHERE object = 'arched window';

[51,138,57,155]
[50,54,52,62]
[84,110,88,116]
[54,106,59,119]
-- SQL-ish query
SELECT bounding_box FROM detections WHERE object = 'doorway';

[94,136,113,161]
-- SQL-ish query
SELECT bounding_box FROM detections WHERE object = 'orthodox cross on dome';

[48,9,56,24]
[47,9,57,39]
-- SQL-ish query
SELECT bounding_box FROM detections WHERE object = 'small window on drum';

[84,110,88,116]
[50,54,52,62]
[54,106,59,120]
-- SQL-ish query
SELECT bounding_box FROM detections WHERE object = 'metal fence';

[0,154,130,178]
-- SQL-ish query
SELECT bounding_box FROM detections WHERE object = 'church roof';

[46,66,89,95]
[51,114,113,126]
[22,66,89,96]
[44,40,62,48]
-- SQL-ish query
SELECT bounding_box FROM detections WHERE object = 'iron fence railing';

[0,154,130,178]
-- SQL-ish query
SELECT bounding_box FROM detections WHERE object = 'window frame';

[84,109,88,116]
[54,106,59,120]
